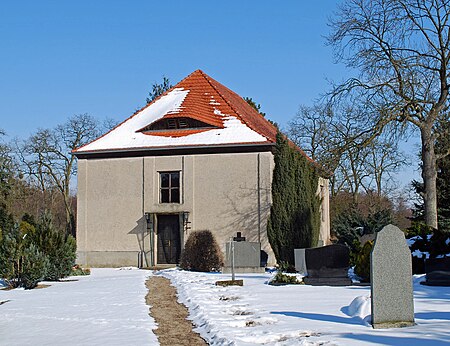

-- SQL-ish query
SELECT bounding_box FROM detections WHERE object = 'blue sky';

[0,1,346,137]
[0,1,420,184]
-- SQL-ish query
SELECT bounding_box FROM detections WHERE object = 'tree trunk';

[421,127,439,230]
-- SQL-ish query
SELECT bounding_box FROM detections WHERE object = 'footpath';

[146,276,207,346]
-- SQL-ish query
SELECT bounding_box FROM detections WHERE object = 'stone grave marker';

[423,257,450,286]
[303,244,352,286]
[371,224,415,329]
[222,233,264,274]
[294,249,307,275]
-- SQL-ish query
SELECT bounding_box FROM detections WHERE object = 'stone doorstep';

[143,264,177,270]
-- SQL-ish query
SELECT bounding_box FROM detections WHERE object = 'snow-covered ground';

[161,269,450,346]
[0,268,156,346]
[2,268,449,346]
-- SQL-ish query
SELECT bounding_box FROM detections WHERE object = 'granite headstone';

[371,224,415,329]
[303,244,352,286]
[222,241,264,273]
[294,249,307,275]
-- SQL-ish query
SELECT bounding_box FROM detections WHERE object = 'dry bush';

[180,230,223,272]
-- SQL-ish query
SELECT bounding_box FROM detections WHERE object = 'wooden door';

[157,215,181,264]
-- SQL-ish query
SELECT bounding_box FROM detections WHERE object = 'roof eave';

[72,142,275,157]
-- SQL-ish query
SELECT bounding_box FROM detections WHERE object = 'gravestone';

[303,244,352,286]
[222,239,264,273]
[371,224,415,329]
[294,249,307,275]
[422,257,450,286]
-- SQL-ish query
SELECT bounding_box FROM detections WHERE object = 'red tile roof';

[140,70,278,141]
[74,70,319,170]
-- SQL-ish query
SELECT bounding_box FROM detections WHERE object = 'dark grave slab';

[422,257,450,286]
[303,244,352,286]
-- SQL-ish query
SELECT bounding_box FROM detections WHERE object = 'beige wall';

[77,152,277,267]
[76,151,331,267]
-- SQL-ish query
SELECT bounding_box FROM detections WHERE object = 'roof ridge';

[197,70,240,117]
[199,71,273,141]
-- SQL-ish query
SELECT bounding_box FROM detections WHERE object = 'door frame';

[154,213,184,265]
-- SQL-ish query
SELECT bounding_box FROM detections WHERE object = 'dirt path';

[146,276,207,346]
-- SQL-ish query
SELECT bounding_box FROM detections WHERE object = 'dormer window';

[167,118,189,129]
[139,117,219,133]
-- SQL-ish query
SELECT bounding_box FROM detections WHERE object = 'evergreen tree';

[0,221,48,289]
[244,97,266,117]
[333,204,393,252]
[20,243,48,289]
[267,132,321,264]
[0,205,14,232]
[31,213,76,280]
[0,211,76,288]
[146,77,172,103]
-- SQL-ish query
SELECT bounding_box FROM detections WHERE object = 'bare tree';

[289,100,408,205]
[328,0,450,230]
[362,137,410,197]
[288,105,333,162]
[0,129,15,205]
[17,114,100,235]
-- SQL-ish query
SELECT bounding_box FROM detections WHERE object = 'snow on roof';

[74,70,276,154]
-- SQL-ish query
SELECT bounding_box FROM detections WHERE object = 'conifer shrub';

[354,240,373,282]
[180,230,224,272]
[0,205,14,234]
[334,206,392,253]
[0,212,77,288]
[0,224,21,287]
[0,223,48,289]
[270,261,303,285]
[267,132,321,265]
[30,215,77,281]
[270,271,302,285]
[20,243,49,289]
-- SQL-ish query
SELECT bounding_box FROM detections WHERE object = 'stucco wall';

[76,152,277,267]
[76,157,147,267]
[76,151,331,267]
